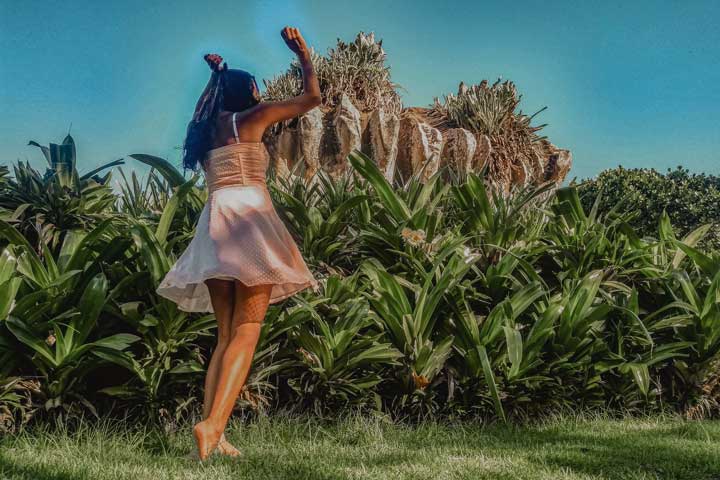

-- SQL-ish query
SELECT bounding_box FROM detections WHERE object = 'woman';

[156,26,321,460]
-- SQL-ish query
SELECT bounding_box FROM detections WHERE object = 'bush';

[577,166,720,250]
[2,140,720,429]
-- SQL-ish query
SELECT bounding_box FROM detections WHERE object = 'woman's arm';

[252,27,322,127]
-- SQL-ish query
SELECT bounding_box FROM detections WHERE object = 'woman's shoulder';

[217,108,266,142]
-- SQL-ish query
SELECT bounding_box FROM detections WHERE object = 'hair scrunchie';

[191,54,229,123]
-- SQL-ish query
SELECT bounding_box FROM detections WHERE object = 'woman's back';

[202,112,269,192]
[210,108,263,149]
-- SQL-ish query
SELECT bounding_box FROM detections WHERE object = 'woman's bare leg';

[193,280,273,460]
[198,278,242,457]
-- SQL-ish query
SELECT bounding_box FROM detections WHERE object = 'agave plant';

[0,135,123,250]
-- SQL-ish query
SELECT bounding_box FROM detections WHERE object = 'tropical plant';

[0,219,139,418]
[284,274,402,414]
[0,135,122,250]
[263,31,402,116]
[577,166,720,250]
[1,131,718,425]
[269,168,367,270]
[358,234,478,415]
[97,178,216,424]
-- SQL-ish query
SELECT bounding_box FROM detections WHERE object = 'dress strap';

[231,112,240,143]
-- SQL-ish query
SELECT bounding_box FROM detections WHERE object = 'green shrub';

[577,166,720,250]
[2,141,720,429]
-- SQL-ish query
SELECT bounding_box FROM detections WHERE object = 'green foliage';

[2,140,720,429]
[429,79,547,140]
[285,274,402,414]
[578,166,720,250]
[0,134,122,250]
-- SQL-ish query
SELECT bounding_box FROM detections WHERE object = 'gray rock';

[298,107,324,179]
[367,107,400,182]
[441,128,476,179]
[330,94,362,178]
[396,116,443,184]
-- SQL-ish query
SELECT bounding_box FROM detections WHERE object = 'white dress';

[156,113,320,312]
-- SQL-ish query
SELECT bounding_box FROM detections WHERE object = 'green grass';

[0,413,718,480]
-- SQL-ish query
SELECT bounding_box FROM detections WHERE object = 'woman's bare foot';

[193,420,222,460]
[217,433,242,457]
[186,432,238,459]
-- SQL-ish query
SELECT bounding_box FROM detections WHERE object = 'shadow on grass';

[0,456,88,480]
[0,418,717,480]
[529,428,718,479]
[262,419,719,480]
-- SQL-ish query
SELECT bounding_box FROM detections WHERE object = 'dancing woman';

[156,26,321,460]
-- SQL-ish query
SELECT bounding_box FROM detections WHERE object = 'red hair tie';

[204,53,227,72]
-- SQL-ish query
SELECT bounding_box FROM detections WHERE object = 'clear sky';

[1,0,718,182]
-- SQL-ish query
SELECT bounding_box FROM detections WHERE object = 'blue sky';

[1,0,718,182]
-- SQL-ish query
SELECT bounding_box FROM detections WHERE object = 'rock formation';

[266,103,571,191]
[262,32,572,191]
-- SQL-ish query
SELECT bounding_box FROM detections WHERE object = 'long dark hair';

[182,66,260,172]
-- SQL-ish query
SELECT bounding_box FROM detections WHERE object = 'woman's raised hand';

[281,26,310,60]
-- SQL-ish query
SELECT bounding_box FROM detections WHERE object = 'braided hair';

[182,54,260,173]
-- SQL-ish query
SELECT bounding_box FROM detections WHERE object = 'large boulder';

[327,94,362,177]
[298,106,324,179]
[396,115,443,183]
[366,107,400,182]
[263,91,572,189]
[441,128,476,180]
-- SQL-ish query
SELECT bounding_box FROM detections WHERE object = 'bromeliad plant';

[269,167,369,271]
[285,273,402,415]
[359,233,479,415]
[2,130,719,424]
[0,219,139,418]
[0,135,123,250]
[348,150,451,274]
[450,170,552,264]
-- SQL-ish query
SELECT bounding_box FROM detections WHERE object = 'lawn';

[0,413,718,480]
